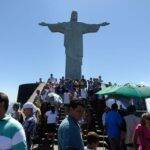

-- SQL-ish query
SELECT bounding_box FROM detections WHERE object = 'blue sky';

[0,0,150,102]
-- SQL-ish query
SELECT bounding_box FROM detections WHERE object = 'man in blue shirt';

[105,103,123,150]
[58,100,84,150]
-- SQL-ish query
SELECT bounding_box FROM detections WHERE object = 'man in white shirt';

[124,105,140,150]
[63,90,71,105]
[81,88,87,99]
[47,74,56,83]
[63,90,71,115]
[80,87,88,107]
[45,106,57,124]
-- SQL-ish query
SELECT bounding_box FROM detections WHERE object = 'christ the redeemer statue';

[39,11,109,80]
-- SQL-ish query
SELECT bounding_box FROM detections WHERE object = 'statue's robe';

[48,22,100,80]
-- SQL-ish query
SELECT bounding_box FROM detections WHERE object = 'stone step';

[28,82,46,103]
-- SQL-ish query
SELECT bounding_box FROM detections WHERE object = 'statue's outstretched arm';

[39,22,49,26]
[39,22,65,33]
[82,22,110,34]
[99,22,110,26]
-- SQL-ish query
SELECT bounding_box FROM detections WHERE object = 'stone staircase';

[28,82,46,103]
[54,104,109,149]
[30,84,109,149]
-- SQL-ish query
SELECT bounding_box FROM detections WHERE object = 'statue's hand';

[100,22,110,26]
[39,22,48,26]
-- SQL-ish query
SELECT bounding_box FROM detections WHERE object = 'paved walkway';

[33,144,107,149]
[54,145,107,150]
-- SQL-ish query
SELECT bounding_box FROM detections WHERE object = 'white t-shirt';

[63,92,70,104]
[84,147,94,150]
[45,110,57,124]
[124,114,140,144]
[41,89,49,102]
[81,88,87,99]
[49,87,55,93]
[73,91,78,99]
[47,77,56,83]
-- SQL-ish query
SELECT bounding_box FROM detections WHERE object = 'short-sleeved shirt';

[63,92,70,104]
[105,110,123,138]
[135,124,150,150]
[0,115,27,149]
[81,88,87,99]
[58,115,84,150]
[84,147,93,150]
[45,110,57,124]
[23,115,37,138]
[124,114,140,144]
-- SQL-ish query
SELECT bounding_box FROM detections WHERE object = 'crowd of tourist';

[0,74,150,150]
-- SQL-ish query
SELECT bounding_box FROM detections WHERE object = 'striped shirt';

[0,115,27,150]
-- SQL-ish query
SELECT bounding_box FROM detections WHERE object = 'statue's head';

[70,11,78,22]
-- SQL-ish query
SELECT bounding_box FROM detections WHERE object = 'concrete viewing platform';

[33,145,108,150]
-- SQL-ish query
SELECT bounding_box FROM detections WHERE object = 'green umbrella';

[96,84,150,98]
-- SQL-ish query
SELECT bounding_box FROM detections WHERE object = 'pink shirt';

[135,124,150,150]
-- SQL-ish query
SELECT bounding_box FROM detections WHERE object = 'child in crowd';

[84,132,99,150]
[133,112,150,150]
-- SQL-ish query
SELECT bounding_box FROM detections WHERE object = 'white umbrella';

[46,92,63,104]
[106,98,127,109]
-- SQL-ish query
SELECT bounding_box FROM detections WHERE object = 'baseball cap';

[23,102,37,113]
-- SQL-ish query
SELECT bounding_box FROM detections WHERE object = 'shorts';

[47,123,56,133]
